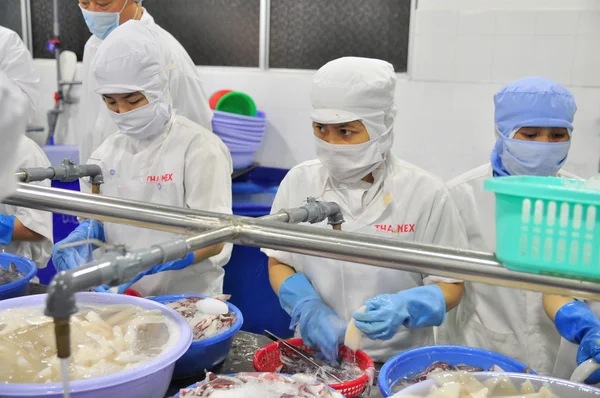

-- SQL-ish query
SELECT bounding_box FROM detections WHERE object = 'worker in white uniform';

[51,21,232,296]
[263,57,468,365]
[76,0,213,163]
[437,77,578,376]
[0,62,28,199]
[0,26,53,268]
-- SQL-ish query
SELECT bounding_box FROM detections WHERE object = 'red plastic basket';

[253,338,375,398]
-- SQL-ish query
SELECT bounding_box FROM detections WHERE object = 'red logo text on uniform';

[146,173,174,183]
[375,224,416,233]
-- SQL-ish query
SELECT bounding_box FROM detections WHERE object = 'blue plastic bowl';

[173,374,342,397]
[0,253,37,300]
[213,110,267,126]
[148,294,244,379]
[378,345,536,397]
[231,152,257,170]
[213,125,265,143]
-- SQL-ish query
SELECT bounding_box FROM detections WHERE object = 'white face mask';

[314,136,384,184]
[109,99,170,140]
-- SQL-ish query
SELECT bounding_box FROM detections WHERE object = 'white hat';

[310,57,398,151]
[92,20,170,108]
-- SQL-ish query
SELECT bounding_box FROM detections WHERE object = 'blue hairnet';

[494,76,576,137]
[491,77,577,176]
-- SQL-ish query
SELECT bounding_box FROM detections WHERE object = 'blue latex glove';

[352,285,446,341]
[52,220,105,271]
[278,273,346,366]
[555,301,600,384]
[94,252,195,294]
[0,215,15,245]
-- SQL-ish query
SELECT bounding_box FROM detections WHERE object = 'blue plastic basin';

[0,253,37,300]
[378,345,536,397]
[148,294,244,379]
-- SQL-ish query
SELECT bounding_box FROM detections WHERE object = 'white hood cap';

[310,57,398,153]
[92,20,171,111]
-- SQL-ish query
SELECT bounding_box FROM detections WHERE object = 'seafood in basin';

[392,361,532,392]
[0,303,178,383]
[0,263,24,286]
[165,295,237,341]
[178,372,344,397]
[278,348,366,385]
[392,371,558,397]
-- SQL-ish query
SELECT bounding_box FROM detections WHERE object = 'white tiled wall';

[29,0,600,183]
[413,4,600,87]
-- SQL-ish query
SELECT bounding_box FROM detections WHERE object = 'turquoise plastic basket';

[484,176,600,280]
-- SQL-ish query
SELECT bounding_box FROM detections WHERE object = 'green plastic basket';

[484,176,600,280]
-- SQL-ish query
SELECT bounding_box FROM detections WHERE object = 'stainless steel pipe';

[4,183,228,234]
[235,223,600,300]
[6,184,600,299]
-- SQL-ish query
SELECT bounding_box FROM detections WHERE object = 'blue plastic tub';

[223,167,292,337]
[231,152,256,170]
[38,179,81,284]
[39,146,82,282]
[0,253,37,300]
[378,345,535,397]
[148,294,244,379]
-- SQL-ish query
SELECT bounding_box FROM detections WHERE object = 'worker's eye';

[340,129,352,136]
[128,98,143,105]
[522,133,538,139]
[315,124,325,133]
[552,133,568,140]
[79,1,90,8]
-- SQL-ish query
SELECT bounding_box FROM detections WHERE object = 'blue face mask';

[80,0,128,40]
[500,138,571,177]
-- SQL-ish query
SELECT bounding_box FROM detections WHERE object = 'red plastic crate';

[253,338,374,398]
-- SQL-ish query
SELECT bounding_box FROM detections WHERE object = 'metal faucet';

[268,197,345,230]
[16,159,104,192]
[45,226,236,358]
[45,0,82,145]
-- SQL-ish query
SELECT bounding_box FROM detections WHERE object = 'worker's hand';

[555,301,600,384]
[353,285,446,341]
[0,214,15,245]
[92,285,114,293]
[277,273,345,366]
[297,299,346,367]
[52,220,105,272]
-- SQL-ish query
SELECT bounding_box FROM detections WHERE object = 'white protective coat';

[81,20,233,297]
[0,26,52,267]
[438,163,579,375]
[0,26,40,118]
[262,157,468,362]
[76,8,213,163]
[82,115,232,296]
[0,137,53,268]
[0,72,26,200]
